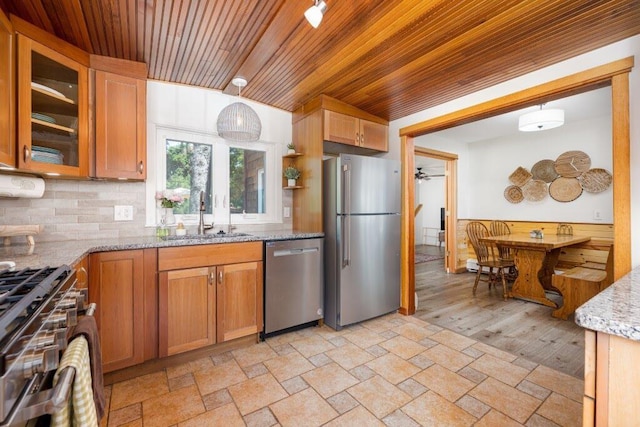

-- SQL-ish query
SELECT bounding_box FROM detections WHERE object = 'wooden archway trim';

[399,56,634,316]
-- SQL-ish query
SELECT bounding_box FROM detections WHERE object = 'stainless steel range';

[0,265,89,426]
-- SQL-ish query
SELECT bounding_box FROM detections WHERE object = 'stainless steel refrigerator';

[323,153,401,330]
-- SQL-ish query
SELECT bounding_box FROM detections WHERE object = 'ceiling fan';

[415,167,444,182]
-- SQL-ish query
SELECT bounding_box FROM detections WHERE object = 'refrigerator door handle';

[342,164,351,267]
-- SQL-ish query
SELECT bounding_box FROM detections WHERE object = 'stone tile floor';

[102,313,583,426]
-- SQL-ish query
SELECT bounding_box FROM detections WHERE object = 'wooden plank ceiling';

[2,0,639,121]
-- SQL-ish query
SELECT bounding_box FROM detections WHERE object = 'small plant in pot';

[287,143,296,154]
[284,165,301,187]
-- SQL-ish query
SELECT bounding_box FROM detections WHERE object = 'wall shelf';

[282,152,303,189]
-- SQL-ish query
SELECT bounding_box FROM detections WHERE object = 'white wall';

[468,115,612,222]
[415,177,445,244]
[390,35,640,267]
[145,80,293,229]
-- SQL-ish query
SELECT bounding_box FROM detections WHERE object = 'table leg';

[510,248,558,308]
[539,248,561,293]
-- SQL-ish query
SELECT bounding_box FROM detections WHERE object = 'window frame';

[146,125,282,228]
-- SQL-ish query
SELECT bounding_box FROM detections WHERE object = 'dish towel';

[51,336,98,427]
[70,315,105,419]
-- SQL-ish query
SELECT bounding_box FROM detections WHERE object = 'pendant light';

[305,0,327,28]
[518,105,564,132]
[217,77,262,142]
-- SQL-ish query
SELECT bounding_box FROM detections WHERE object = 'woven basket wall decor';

[531,159,559,183]
[580,168,612,193]
[522,179,548,202]
[504,185,524,204]
[549,177,583,202]
[508,166,532,187]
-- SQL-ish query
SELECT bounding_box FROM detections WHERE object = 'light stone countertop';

[575,265,640,342]
[0,230,324,271]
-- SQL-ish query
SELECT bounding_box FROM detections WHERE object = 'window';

[149,127,281,227]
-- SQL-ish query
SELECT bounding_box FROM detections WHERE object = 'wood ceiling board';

[2,0,639,121]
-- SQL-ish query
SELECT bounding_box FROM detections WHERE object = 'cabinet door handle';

[360,133,364,146]
[355,133,359,144]
[218,270,223,284]
[137,161,144,174]
[209,271,214,285]
[23,146,30,163]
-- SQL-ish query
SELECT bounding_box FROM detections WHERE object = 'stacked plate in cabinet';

[32,145,63,164]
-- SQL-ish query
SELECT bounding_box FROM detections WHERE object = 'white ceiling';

[414,86,612,173]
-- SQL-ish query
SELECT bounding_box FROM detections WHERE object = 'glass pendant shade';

[217,102,262,141]
[216,77,262,142]
[518,108,564,132]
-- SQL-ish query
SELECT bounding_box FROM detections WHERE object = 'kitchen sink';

[162,232,251,241]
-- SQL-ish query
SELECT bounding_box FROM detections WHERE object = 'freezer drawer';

[264,238,324,335]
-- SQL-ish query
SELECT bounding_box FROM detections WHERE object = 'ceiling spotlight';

[518,105,565,132]
[305,0,327,28]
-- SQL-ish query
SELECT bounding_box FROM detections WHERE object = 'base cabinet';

[217,261,263,343]
[89,249,156,373]
[583,329,640,426]
[159,267,216,357]
[157,242,263,356]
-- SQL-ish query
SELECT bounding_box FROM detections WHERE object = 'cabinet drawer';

[158,242,262,271]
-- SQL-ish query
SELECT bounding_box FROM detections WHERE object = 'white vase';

[163,207,176,225]
[287,179,297,187]
[287,148,295,154]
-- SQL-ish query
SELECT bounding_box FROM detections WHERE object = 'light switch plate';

[283,207,290,218]
[593,210,602,220]
[114,205,134,221]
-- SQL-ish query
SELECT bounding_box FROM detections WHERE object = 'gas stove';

[0,265,87,426]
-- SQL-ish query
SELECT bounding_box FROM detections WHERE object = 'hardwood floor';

[413,245,585,378]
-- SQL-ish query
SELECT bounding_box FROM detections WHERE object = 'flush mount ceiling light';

[216,77,262,142]
[305,0,327,28]
[518,105,565,132]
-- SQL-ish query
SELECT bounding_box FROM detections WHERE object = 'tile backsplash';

[0,179,292,243]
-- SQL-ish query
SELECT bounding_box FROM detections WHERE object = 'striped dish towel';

[52,336,98,427]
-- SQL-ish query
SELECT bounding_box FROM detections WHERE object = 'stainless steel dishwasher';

[264,238,324,336]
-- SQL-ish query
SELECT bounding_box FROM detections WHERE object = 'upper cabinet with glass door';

[16,34,89,177]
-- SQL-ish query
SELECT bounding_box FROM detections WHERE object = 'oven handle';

[46,302,97,412]
[0,303,97,426]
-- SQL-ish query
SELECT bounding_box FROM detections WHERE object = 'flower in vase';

[155,190,186,209]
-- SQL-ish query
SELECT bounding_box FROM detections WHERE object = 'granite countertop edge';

[1,231,324,271]
[574,266,640,342]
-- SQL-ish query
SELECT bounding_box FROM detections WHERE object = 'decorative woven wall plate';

[531,159,559,183]
[549,177,583,202]
[554,150,591,178]
[504,185,524,204]
[522,179,548,202]
[580,168,612,193]
[508,166,532,187]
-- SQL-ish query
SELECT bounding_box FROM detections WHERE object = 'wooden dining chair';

[466,221,515,300]
[489,220,518,280]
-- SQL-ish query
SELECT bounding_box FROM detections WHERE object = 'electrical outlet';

[593,210,602,220]
[283,207,290,218]
[114,205,134,221]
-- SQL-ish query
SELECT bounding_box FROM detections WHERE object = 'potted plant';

[284,165,301,187]
[287,143,296,154]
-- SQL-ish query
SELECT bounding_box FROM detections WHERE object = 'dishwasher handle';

[272,247,319,257]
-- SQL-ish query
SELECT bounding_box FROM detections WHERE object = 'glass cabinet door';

[17,35,88,177]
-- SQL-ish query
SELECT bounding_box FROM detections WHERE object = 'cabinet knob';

[137,161,144,174]
[360,133,364,146]
[355,133,360,144]
[218,270,223,284]
[209,271,214,285]
[23,146,30,163]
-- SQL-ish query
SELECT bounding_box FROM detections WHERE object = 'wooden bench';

[551,240,613,320]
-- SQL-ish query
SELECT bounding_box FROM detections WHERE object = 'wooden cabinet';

[159,267,216,357]
[291,94,389,232]
[583,329,640,426]
[91,56,147,180]
[323,110,388,152]
[0,10,14,167]
[89,249,157,373]
[158,242,263,356]
[217,261,263,343]
[16,32,89,177]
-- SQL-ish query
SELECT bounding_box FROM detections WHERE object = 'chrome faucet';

[198,191,213,235]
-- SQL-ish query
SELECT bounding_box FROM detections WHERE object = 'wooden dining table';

[480,233,591,307]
